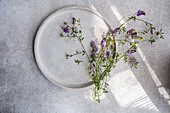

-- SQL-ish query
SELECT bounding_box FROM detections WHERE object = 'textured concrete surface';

[0,0,170,113]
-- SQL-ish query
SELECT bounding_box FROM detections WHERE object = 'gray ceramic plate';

[34,6,111,88]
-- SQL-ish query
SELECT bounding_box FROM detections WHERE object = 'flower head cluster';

[129,57,137,64]
[91,41,98,58]
[91,41,98,52]
[137,10,146,16]
[72,17,76,25]
[128,49,136,54]
[101,38,106,47]
[103,49,106,57]
[101,38,106,57]
[63,28,70,33]
[107,51,111,58]
[127,29,137,38]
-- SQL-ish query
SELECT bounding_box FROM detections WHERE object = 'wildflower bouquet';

[59,10,164,103]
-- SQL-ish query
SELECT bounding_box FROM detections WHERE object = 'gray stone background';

[0,0,170,113]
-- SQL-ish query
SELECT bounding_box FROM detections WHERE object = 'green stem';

[118,12,138,28]
[68,53,81,57]
[82,61,89,67]
[135,18,152,25]
[77,22,91,61]
[66,36,76,38]
[137,35,158,44]
[119,18,131,28]
[118,13,152,30]
[96,50,102,70]
[78,38,90,61]
[118,34,159,60]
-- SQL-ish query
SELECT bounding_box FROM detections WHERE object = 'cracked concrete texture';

[0,0,170,113]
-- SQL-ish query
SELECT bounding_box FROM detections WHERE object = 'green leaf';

[82,50,85,56]
[74,59,82,65]
[76,50,79,54]
[124,54,128,63]
[60,33,64,37]
[118,40,125,46]
[133,17,136,21]
[108,69,111,72]
[144,30,148,33]
[93,63,95,67]
[81,37,84,41]
[160,35,164,39]
[145,23,149,26]
[150,25,155,35]
[104,90,108,93]
[66,54,70,57]
[119,29,121,34]
[112,65,116,69]
[148,37,156,44]
[96,99,101,103]
[105,83,109,86]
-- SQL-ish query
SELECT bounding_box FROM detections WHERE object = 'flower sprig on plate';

[59,10,164,103]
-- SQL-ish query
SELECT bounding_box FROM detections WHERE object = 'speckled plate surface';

[34,6,111,88]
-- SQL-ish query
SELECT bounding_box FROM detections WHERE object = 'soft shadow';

[87,0,170,113]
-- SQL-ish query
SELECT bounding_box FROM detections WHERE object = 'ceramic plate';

[34,6,111,88]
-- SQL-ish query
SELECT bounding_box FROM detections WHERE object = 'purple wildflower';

[94,54,97,57]
[107,51,111,58]
[91,41,98,52]
[101,38,106,47]
[113,28,120,36]
[114,30,117,36]
[72,17,76,25]
[128,49,135,54]
[92,53,98,58]
[129,57,137,64]
[127,29,134,34]
[132,33,137,37]
[100,38,107,57]
[63,28,70,33]
[127,29,137,38]
[137,10,146,16]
